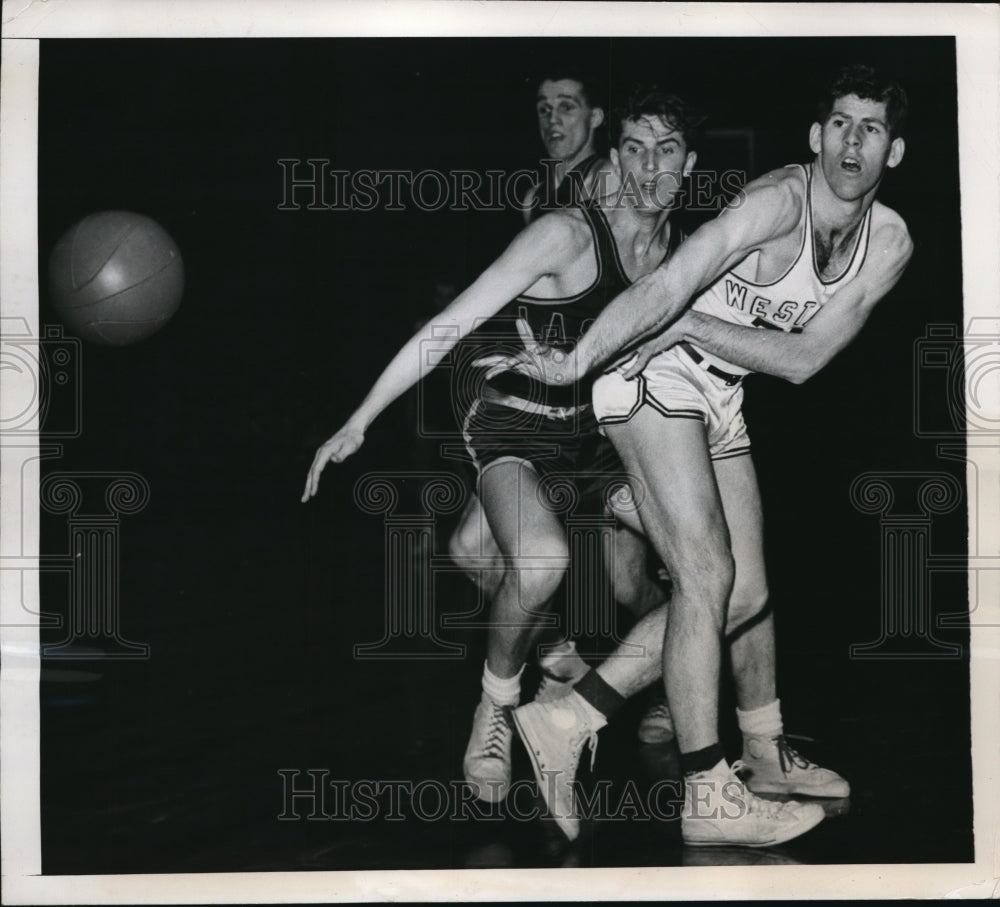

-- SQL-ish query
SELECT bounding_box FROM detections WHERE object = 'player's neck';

[611,202,672,256]
[553,146,595,182]
[809,161,879,236]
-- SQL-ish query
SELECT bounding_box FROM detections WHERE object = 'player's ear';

[809,122,822,155]
[610,147,621,176]
[887,136,905,169]
[682,150,697,177]
[590,106,605,130]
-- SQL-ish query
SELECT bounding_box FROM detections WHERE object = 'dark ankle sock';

[573,669,626,720]
[680,742,726,776]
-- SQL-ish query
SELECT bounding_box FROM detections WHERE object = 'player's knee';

[510,566,567,604]
[670,542,735,608]
[506,543,569,602]
[610,562,656,613]
[612,574,642,610]
[607,555,644,609]
[449,516,499,568]
[729,581,769,626]
[448,523,474,564]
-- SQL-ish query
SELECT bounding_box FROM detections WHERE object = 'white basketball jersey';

[690,163,872,375]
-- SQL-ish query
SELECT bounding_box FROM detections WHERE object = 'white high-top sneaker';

[463,693,513,803]
[741,735,850,798]
[681,760,825,848]
[511,691,606,840]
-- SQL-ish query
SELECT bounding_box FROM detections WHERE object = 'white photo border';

[1,2,998,902]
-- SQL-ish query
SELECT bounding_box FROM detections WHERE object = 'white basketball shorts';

[592,345,751,460]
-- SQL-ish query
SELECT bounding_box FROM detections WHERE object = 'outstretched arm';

[628,218,913,383]
[572,177,803,377]
[302,215,580,500]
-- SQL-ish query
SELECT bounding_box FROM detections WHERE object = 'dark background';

[36,37,971,872]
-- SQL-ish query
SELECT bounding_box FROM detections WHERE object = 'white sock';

[482,661,523,707]
[736,698,783,740]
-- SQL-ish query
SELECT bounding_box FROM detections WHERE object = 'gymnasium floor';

[39,500,973,874]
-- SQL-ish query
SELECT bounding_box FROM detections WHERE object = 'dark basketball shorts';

[461,396,631,516]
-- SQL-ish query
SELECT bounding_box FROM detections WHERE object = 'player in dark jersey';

[447,67,616,605]
[446,69,668,735]
[302,86,699,802]
[504,64,909,848]
[522,69,618,223]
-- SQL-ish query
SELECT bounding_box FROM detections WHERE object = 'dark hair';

[817,64,908,139]
[611,84,706,152]
[534,68,607,114]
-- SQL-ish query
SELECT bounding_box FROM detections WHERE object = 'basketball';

[48,211,184,346]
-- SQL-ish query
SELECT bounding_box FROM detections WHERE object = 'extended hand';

[301,424,365,502]
[471,318,580,386]
[622,322,686,379]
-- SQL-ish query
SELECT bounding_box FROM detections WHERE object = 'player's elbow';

[784,349,829,384]
[785,365,813,385]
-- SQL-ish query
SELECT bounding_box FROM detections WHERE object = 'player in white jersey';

[506,64,911,847]
[593,160,872,458]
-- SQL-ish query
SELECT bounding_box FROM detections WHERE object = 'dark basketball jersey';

[485,202,683,410]
[527,153,604,223]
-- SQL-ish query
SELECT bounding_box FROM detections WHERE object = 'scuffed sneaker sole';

[683,801,825,848]
[744,774,851,799]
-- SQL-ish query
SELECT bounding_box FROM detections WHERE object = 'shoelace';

[729,761,788,819]
[590,731,599,770]
[775,735,817,773]
[745,791,788,820]
[482,704,510,760]
[561,717,600,772]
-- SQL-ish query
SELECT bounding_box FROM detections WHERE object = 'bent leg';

[448,494,504,598]
[478,459,570,679]
[712,453,776,712]
[594,603,666,697]
[604,521,667,619]
[591,454,771,703]
[464,458,570,802]
[604,409,734,754]
[713,454,849,796]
